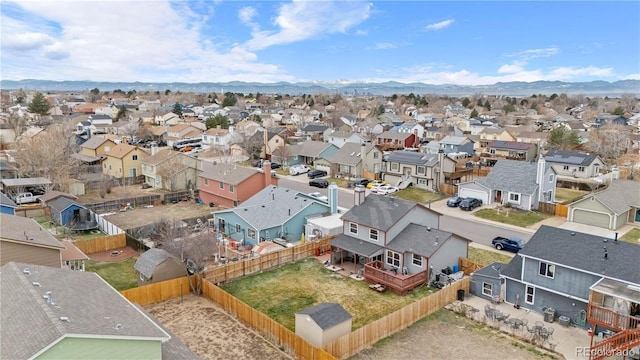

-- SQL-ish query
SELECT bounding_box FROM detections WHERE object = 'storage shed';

[295,302,352,347]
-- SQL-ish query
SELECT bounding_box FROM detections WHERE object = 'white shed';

[295,302,352,347]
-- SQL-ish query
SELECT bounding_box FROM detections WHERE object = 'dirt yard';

[101,201,216,230]
[89,246,140,263]
[146,295,293,360]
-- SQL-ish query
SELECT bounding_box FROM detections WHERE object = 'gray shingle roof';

[48,197,84,213]
[518,225,640,284]
[216,185,330,231]
[0,213,65,249]
[323,142,372,166]
[439,136,471,145]
[301,124,329,132]
[544,150,600,166]
[580,180,640,214]
[0,262,170,360]
[472,261,507,278]
[330,234,383,257]
[0,192,17,208]
[199,162,260,185]
[80,136,112,150]
[1,177,52,187]
[500,255,523,280]
[340,194,419,231]
[288,140,335,157]
[385,224,453,258]
[476,159,549,195]
[377,130,413,140]
[488,141,533,151]
[38,191,78,203]
[387,151,439,166]
[134,248,181,278]
[297,302,351,330]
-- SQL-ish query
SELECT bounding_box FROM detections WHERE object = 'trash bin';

[457,289,465,301]
[558,315,570,326]
[544,307,556,323]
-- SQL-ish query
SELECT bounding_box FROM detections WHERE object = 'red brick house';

[198,161,278,208]
[375,130,416,149]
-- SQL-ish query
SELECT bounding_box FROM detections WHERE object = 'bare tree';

[585,124,630,162]
[619,93,638,113]
[156,152,189,191]
[6,113,28,139]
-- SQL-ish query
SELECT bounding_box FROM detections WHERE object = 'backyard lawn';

[34,215,106,240]
[554,187,588,203]
[620,228,640,244]
[393,187,443,204]
[468,247,513,266]
[85,258,138,291]
[473,208,550,228]
[220,258,436,331]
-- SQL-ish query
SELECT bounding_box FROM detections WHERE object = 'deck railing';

[363,260,428,295]
[587,303,640,331]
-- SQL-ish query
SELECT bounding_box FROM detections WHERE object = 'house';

[559,121,588,132]
[544,149,605,179]
[102,143,148,178]
[79,136,117,158]
[513,131,550,149]
[0,213,64,267]
[375,130,416,150]
[567,180,640,230]
[212,184,335,246]
[390,122,425,140]
[48,197,97,231]
[498,225,640,334]
[295,302,352,347]
[262,130,287,160]
[0,192,17,215]
[436,136,475,157]
[315,142,382,179]
[60,239,90,271]
[0,159,18,179]
[482,140,538,165]
[469,262,506,302]
[323,128,364,148]
[383,150,456,191]
[134,248,187,286]
[301,124,330,140]
[456,158,556,210]
[330,189,470,295]
[166,123,203,147]
[142,149,200,191]
[38,191,78,205]
[477,127,516,151]
[199,161,278,208]
[0,262,198,360]
[273,140,338,167]
[154,111,181,126]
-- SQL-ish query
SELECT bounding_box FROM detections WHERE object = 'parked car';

[13,192,40,204]
[458,198,482,211]
[308,192,328,201]
[289,164,310,175]
[269,161,282,170]
[492,236,524,252]
[376,185,399,195]
[307,169,327,179]
[366,180,387,189]
[369,183,386,193]
[352,178,371,187]
[446,195,465,207]
[309,178,329,188]
[252,159,263,167]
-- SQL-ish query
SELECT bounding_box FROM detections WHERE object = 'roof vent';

[23,268,30,275]
[32,282,41,287]
[426,226,431,232]
[602,238,608,243]
[60,317,70,322]
[113,323,122,330]
[571,232,575,236]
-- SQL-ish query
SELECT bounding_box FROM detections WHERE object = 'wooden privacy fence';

[537,202,569,218]
[73,233,127,254]
[556,203,568,218]
[323,277,470,359]
[201,280,337,360]
[459,257,485,275]
[121,276,192,306]
[439,183,457,195]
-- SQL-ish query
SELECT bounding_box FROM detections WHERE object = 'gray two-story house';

[437,136,475,157]
[499,225,640,333]
[315,142,382,179]
[544,150,606,179]
[330,189,470,295]
[383,150,457,191]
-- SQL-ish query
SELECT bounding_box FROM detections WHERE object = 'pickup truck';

[491,236,524,252]
[14,192,41,204]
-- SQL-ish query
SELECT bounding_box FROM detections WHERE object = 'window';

[349,222,358,234]
[235,224,241,232]
[132,155,138,160]
[525,285,535,304]
[509,193,520,202]
[579,166,585,172]
[373,152,379,159]
[539,262,555,278]
[490,149,496,154]
[204,178,209,185]
[275,139,280,144]
[386,250,400,267]
[563,165,569,170]
[548,174,554,182]
[248,229,256,239]
[369,229,378,241]
[418,179,427,185]
[104,146,110,152]
[219,182,224,189]
[482,282,493,296]
[417,166,425,175]
[412,254,422,267]
[390,162,399,171]
[229,185,235,193]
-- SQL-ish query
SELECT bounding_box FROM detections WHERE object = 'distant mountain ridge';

[1,79,639,97]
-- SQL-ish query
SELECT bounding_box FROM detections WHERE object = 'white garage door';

[572,209,610,229]
[459,188,489,205]
[315,163,331,174]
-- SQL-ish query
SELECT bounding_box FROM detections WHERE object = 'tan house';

[384,150,456,191]
[79,136,117,158]
[167,123,203,147]
[476,128,516,151]
[0,213,64,267]
[154,111,181,126]
[141,149,200,191]
[295,303,352,347]
[102,143,148,178]
[264,131,286,160]
[134,248,187,286]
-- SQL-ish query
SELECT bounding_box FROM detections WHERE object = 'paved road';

[279,176,357,209]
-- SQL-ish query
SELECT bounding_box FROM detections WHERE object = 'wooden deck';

[587,303,640,332]
[363,260,428,295]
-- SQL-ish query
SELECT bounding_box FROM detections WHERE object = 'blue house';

[213,185,336,246]
[499,225,640,331]
[272,140,338,167]
[437,136,475,156]
[0,193,17,215]
[48,197,97,230]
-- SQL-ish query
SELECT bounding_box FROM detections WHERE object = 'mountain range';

[1,79,639,97]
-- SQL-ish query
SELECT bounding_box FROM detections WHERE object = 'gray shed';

[470,261,506,302]
[134,248,187,286]
[295,302,352,347]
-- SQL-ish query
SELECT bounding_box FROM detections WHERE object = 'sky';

[1,1,639,85]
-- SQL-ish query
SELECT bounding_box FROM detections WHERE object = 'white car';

[308,192,328,202]
[369,183,386,193]
[376,185,399,195]
[289,164,310,175]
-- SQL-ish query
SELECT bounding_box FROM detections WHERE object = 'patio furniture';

[545,326,554,340]
[526,325,537,339]
[520,318,528,327]
[507,318,524,334]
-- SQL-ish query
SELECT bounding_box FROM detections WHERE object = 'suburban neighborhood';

[1,87,640,360]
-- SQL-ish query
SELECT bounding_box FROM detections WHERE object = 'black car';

[352,178,371,187]
[307,169,327,179]
[446,195,464,207]
[309,178,329,188]
[269,161,282,170]
[459,198,482,211]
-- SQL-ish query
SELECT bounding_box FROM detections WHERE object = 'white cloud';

[497,61,526,74]
[238,6,259,32]
[424,19,454,31]
[354,29,368,36]
[622,73,640,80]
[506,47,560,60]
[243,0,373,51]
[3,32,54,51]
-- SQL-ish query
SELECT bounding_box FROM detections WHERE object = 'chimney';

[354,185,366,206]
[536,155,545,187]
[436,149,445,191]
[263,161,272,187]
[328,182,338,214]
[603,246,608,260]
[360,143,367,178]
[85,127,91,139]
[151,144,158,155]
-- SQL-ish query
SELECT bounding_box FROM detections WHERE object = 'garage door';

[315,163,331,174]
[572,209,610,229]
[459,188,489,205]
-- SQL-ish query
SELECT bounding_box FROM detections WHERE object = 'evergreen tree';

[205,115,229,129]
[470,108,479,118]
[28,92,51,115]
[172,102,182,117]
[546,127,581,150]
